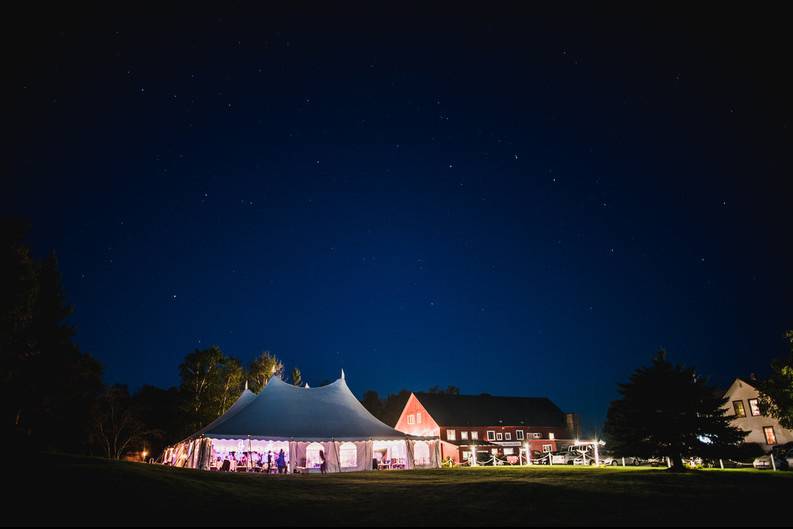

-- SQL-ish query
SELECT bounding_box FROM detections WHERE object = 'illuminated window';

[416,412,423,424]
[516,430,524,440]
[764,426,777,445]
[542,444,553,453]
[505,432,512,441]
[407,414,415,425]
[487,431,495,441]
[496,433,503,441]
[503,448,514,455]
[748,399,761,417]
[339,442,357,468]
[471,431,479,440]
[732,401,746,418]
[447,429,456,441]
[549,433,555,440]
[460,431,468,440]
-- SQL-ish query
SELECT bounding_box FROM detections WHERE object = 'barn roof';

[414,392,567,428]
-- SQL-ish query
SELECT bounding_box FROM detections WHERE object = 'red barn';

[395,392,579,464]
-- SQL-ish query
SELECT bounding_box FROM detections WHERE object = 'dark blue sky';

[7,5,792,433]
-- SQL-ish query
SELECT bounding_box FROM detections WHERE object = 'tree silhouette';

[604,351,746,470]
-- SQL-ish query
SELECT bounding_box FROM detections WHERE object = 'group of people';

[216,449,288,474]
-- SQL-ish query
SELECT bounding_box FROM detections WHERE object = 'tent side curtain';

[164,437,441,472]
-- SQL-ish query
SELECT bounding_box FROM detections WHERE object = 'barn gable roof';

[414,392,567,428]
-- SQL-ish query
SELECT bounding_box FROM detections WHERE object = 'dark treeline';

[1,220,303,459]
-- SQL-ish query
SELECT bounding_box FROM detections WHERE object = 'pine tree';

[604,351,746,470]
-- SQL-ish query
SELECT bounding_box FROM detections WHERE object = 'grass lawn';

[9,454,792,525]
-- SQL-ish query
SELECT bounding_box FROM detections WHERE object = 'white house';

[723,378,793,452]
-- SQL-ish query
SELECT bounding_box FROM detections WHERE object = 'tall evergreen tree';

[604,351,746,470]
[756,331,793,429]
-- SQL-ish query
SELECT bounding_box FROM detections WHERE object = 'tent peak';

[341,368,345,380]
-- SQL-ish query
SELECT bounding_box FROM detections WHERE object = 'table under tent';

[161,372,440,473]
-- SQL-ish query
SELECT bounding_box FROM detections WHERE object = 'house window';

[505,433,512,441]
[471,431,479,440]
[503,448,514,455]
[496,433,503,441]
[548,433,555,440]
[732,401,746,418]
[447,429,456,441]
[407,414,415,425]
[487,431,495,441]
[748,399,761,417]
[516,430,524,440]
[542,444,553,453]
[764,426,777,445]
[532,433,542,439]
[339,442,357,468]
[461,431,469,440]
[416,412,423,424]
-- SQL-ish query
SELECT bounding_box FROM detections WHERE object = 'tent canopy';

[193,385,257,437]
[198,376,425,442]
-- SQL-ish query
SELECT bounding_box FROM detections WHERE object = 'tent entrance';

[209,439,290,473]
[373,440,408,470]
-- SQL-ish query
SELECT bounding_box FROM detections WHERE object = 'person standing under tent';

[277,449,286,474]
[319,449,327,474]
[266,451,273,474]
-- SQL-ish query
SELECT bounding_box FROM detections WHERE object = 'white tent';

[163,374,439,473]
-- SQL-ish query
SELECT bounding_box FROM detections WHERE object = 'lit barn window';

[487,431,495,441]
[461,431,468,440]
[407,414,415,425]
[416,412,422,424]
[516,430,524,440]
[339,442,357,468]
[471,431,479,440]
[447,429,456,441]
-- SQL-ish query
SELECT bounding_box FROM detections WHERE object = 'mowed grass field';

[9,454,793,525]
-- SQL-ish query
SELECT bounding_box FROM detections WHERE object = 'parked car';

[573,454,596,465]
[600,454,642,466]
[551,451,577,465]
[753,443,793,470]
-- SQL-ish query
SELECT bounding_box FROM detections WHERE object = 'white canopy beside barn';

[162,373,439,473]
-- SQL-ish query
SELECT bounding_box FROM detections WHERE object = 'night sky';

[7,5,793,433]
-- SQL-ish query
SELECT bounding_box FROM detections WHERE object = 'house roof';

[196,376,424,441]
[414,392,567,428]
